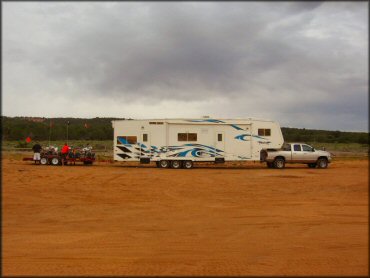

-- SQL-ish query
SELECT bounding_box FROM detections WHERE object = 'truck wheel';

[159,160,169,168]
[317,158,328,169]
[182,160,193,169]
[171,160,182,169]
[273,158,285,169]
[51,157,59,165]
[267,162,273,168]
[308,163,316,168]
[40,157,48,165]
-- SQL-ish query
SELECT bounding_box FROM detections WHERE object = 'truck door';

[292,144,303,162]
[215,131,225,157]
[301,144,317,162]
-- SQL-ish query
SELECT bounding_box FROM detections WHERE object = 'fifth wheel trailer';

[112,118,284,168]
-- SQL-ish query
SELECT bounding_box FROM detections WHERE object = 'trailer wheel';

[267,162,273,168]
[40,157,48,165]
[273,157,285,169]
[155,161,160,168]
[182,160,193,169]
[308,163,316,168]
[317,158,328,169]
[51,157,59,165]
[171,160,182,169]
[159,160,169,168]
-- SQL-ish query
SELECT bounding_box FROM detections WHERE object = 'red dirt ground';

[2,157,368,276]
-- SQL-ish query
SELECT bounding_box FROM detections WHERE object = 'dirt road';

[2,157,368,275]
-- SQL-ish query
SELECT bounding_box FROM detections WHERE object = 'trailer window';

[188,133,197,141]
[178,133,197,142]
[143,134,148,142]
[258,129,271,136]
[117,136,137,144]
[218,133,223,141]
[127,136,137,144]
[178,133,187,141]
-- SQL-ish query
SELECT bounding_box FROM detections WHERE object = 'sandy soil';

[2,157,368,276]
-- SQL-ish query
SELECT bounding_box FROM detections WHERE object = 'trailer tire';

[267,162,273,168]
[171,160,182,169]
[182,160,193,169]
[273,157,285,169]
[308,163,316,168]
[40,157,48,165]
[317,158,328,169]
[155,161,160,167]
[51,157,59,166]
[159,160,169,168]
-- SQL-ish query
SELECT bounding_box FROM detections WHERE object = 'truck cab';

[261,143,332,169]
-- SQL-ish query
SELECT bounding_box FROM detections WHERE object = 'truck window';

[293,144,301,151]
[302,144,313,152]
[283,144,291,151]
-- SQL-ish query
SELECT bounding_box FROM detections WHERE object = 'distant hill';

[281,127,368,144]
[1,116,124,141]
[1,116,368,144]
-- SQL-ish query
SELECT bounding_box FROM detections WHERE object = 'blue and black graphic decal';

[187,119,244,131]
[188,119,225,123]
[167,144,223,158]
[117,136,129,144]
[116,139,225,159]
[235,134,250,141]
[117,146,132,153]
[230,124,244,130]
[234,133,270,143]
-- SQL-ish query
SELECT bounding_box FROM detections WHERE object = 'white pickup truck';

[260,143,332,169]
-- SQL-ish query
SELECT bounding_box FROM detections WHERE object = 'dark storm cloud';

[36,2,267,98]
[286,1,323,13]
[3,2,368,131]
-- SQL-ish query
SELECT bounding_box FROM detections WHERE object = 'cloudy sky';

[3,2,368,131]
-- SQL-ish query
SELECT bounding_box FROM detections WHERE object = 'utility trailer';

[38,152,95,165]
[112,118,284,169]
[23,147,96,165]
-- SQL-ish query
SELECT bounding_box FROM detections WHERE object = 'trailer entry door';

[215,131,225,157]
[140,132,151,160]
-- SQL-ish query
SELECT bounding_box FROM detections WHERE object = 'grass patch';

[308,142,368,153]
